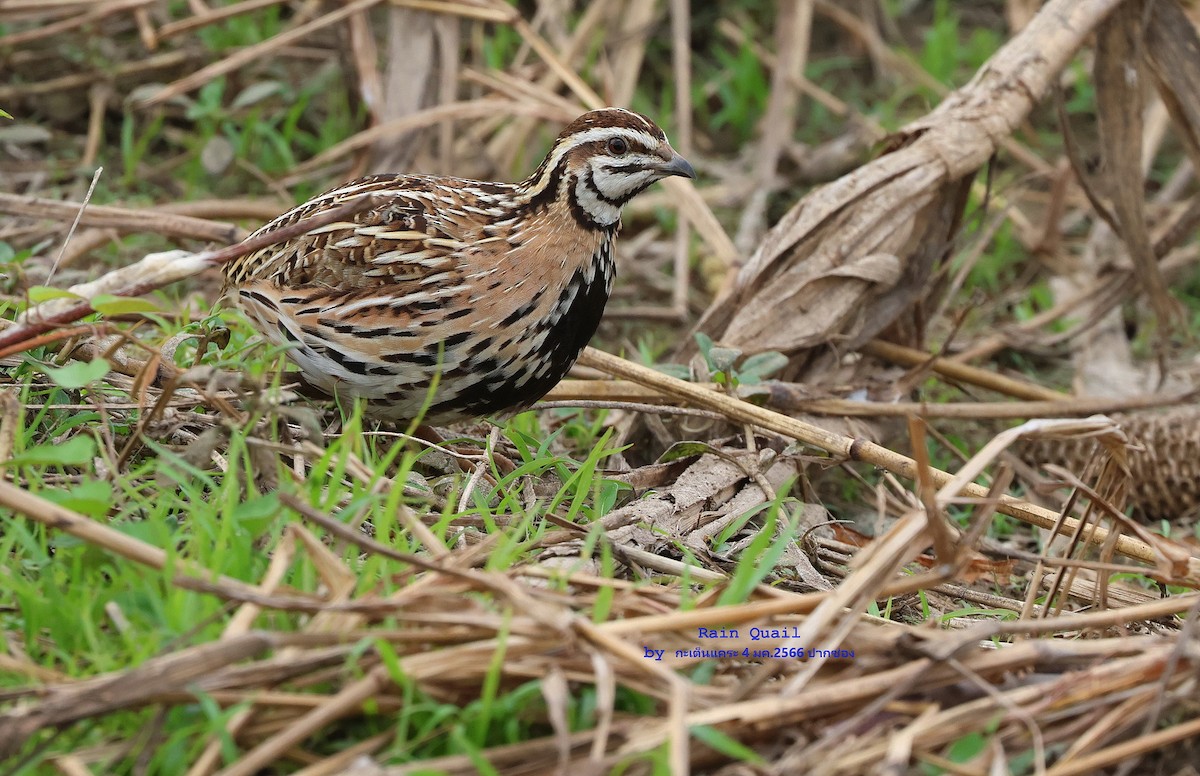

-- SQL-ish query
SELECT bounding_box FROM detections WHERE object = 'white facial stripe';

[591,164,656,200]
[574,176,621,226]
[530,127,663,189]
[562,126,661,149]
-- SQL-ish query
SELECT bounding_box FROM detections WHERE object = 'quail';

[224,108,694,422]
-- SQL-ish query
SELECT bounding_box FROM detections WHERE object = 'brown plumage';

[224,108,694,422]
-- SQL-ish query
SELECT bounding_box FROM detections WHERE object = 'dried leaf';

[1143,0,1200,171]
[1094,3,1182,335]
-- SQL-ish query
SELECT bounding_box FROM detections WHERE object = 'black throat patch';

[430,242,616,417]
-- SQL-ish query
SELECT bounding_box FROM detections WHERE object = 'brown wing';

[224,174,518,413]
[223,174,502,289]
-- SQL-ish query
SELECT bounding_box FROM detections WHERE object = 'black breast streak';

[381,350,439,366]
[499,298,539,328]
[467,337,494,356]
[443,331,471,349]
[441,253,614,417]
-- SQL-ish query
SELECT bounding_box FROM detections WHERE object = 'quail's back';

[224,108,695,422]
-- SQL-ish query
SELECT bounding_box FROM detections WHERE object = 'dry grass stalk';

[0,192,243,243]
[6,1,1200,773]
[1,195,379,353]
[136,0,384,109]
[578,347,1199,581]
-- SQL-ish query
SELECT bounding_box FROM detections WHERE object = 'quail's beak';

[656,151,696,179]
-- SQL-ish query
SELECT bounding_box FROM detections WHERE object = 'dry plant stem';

[0,390,20,464]
[831,649,1178,775]
[213,664,390,776]
[0,0,154,46]
[0,478,320,610]
[1093,4,1181,336]
[534,400,727,421]
[390,0,514,23]
[909,418,957,564]
[762,393,1191,418]
[214,551,585,771]
[670,0,693,314]
[0,192,242,243]
[545,380,1188,417]
[1047,716,1200,776]
[0,324,104,361]
[157,0,289,38]
[289,732,393,776]
[735,0,812,254]
[138,0,382,108]
[0,634,275,759]
[777,510,932,696]
[283,98,561,180]
[0,49,195,101]
[164,199,286,223]
[577,347,1199,582]
[635,643,1176,766]
[49,166,104,281]
[81,85,108,169]
[861,339,1068,402]
[0,195,378,354]
[185,537,296,776]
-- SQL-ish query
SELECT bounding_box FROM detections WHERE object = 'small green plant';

[699,40,769,144]
[693,332,788,389]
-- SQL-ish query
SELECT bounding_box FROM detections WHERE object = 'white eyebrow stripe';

[543,127,660,166]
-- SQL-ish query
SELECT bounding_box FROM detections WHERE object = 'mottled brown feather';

[224,108,693,422]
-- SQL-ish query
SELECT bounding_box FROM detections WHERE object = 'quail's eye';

[607,137,628,155]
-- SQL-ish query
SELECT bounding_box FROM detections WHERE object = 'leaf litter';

[3,1,1200,773]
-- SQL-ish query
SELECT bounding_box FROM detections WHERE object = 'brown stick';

[577,347,1200,583]
[0,195,379,355]
[860,339,1068,402]
[0,192,241,243]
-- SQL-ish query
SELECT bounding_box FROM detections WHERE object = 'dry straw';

[4,0,1200,774]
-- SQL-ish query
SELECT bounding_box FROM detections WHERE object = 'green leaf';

[945,730,988,763]
[91,294,162,315]
[690,725,765,764]
[38,479,113,517]
[708,346,741,373]
[651,362,691,381]
[8,435,96,466]
[658,441,714,463]
[231,80,285,109]
[0,107,11,120]
[230,493,280,537]
[39,359,110,389]
[738,351,788,383]
[27,285,82,303]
